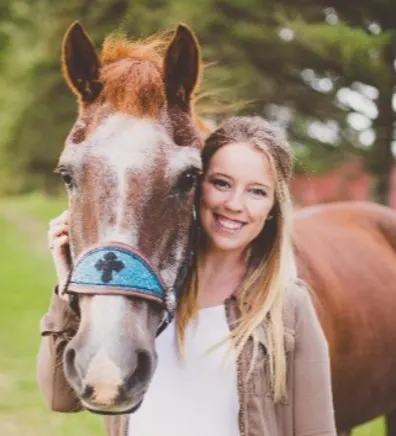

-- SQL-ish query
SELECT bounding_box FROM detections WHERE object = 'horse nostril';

[82,384,94,400]
[64,347,80,381]
[124,349,152,392]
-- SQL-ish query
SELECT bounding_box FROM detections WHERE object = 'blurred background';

[0,0,393,434]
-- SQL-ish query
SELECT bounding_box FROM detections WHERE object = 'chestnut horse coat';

[293,201,396,430]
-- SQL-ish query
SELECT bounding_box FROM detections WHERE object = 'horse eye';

[62,173,73,188]
[55,166,74,189]
[177,168,200,193]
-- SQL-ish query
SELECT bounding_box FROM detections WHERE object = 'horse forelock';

[100,59,165,118]
[99,33,169,118]
[66,32,211,150]
[101,33,169,65]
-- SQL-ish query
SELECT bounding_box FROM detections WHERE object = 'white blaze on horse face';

[86,295,149,350]
[83,294,149,406]
[88,294,147,343]
[89,295,127,344]
[83,295,126,406]
[86,112,171,244]
[83,348,123,406]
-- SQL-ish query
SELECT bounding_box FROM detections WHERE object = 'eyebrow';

[210,171,272,190]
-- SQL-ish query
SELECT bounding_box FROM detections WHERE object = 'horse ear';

[62,21,102,102]
[164,24,200,109]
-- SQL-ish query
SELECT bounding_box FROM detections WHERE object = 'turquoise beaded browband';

[66,242,179,336]
[69,243,169,303]
[64,209,197,336]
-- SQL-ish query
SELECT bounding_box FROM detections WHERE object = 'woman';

[39,116,336,436]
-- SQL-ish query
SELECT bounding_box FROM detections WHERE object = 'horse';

[293,201,396,434]
[56,21,396,434]
[57,21,205,414]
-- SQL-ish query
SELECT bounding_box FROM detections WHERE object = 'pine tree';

[203,0,396,203]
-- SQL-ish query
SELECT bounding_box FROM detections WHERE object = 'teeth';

[217,216,243,230]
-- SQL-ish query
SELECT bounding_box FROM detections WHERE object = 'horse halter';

[63,209,197,336]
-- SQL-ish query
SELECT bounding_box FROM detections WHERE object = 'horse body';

[294,201,396,431]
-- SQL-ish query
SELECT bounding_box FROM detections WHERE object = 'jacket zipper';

[236,357,246,436]
[225,299,246,436]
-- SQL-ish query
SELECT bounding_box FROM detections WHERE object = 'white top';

[127,304,240,436]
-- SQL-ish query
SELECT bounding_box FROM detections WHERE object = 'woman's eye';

[212,178,230,190]
[250,188,267,197]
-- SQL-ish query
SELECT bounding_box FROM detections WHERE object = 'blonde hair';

[176,116,297,402]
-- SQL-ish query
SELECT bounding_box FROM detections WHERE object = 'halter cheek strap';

[154,207,198,335]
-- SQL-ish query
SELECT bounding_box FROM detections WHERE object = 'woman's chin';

[209,235,245,253]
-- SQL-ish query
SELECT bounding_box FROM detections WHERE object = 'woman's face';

[200,142,275,254]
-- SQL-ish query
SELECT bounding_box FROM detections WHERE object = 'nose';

[225,189,244,211]
[64,344,154,409]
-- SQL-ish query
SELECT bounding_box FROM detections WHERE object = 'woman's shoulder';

[283,278,313,330]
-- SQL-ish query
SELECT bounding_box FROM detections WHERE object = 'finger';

[48,223,69,240]
[58,288,71,303]
[49,235,69,251]
[50,234,69,250]
[49,222,68,236]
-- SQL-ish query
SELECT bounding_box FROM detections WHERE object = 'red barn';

[290,157,396,208]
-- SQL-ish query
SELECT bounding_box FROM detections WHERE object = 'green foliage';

[0,0,395,201]
[285,19,391,87]
[0,195,103,435]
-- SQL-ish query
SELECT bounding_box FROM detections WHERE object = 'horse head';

[57,21,206,414]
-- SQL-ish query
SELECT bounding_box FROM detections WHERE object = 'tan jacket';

[37,283,337,436]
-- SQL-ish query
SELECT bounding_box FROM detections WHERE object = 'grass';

[0,194,103,436]
[0,193,385,435]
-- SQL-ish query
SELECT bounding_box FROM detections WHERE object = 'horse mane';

[99,33,171,118]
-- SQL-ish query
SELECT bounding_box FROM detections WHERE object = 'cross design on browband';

[95,252,125,283]
[67,243,175,310]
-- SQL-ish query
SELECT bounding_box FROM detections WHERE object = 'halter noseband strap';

[64,210,197,336]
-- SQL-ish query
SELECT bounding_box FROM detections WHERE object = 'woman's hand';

[48,210,72,301]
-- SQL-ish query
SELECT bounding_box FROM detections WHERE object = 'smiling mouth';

[214,213,247,232]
